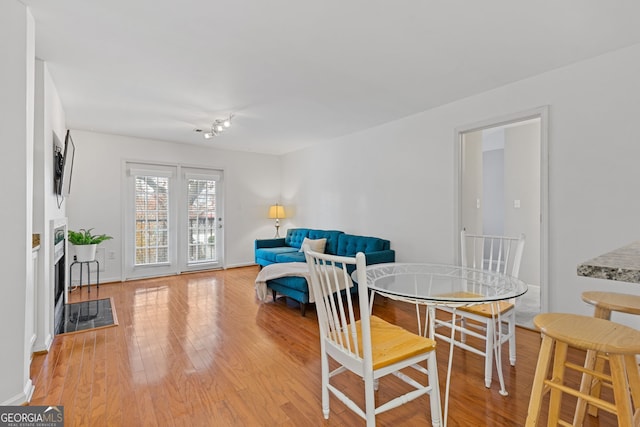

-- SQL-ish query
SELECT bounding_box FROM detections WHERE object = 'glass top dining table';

[363,262,528,306]
[356,263,528,426]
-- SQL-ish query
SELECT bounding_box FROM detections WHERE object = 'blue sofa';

[255,228,395,315]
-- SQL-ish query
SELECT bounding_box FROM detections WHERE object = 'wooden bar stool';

[582,291,640,320]
[574,291,640,424]
[525,313,640,427]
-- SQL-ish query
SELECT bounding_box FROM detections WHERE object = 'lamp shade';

[268,204,286,219]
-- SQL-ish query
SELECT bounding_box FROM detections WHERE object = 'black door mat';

[56,297,118,335]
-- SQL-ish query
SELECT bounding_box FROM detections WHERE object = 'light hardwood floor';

[29,266,616,426]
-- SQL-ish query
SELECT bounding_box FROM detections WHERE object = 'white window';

[135,175,170,265]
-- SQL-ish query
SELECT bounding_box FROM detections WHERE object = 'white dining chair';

[304,249,442,427]
[433,230,525,393]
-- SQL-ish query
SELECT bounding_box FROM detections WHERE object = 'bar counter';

[577,240,640,284]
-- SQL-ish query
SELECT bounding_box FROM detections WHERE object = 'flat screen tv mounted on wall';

[54,130,75,196]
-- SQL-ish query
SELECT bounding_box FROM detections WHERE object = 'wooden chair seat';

[433,291,514,317]
[459,301,514,318]
[355,315,437,370]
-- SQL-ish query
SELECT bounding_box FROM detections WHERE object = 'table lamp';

[268,204,286,237]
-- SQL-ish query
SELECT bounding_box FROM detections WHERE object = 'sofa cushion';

[255,247,299,263]
[337,234,389,256]
[284,229,310,249]
[299,237,327,253]
[308,230,343,255]
[275,251,307,263]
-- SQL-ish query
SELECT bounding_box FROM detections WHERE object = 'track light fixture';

[203,115,233,139]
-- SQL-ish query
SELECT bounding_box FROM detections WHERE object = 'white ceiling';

[21,0,640,155]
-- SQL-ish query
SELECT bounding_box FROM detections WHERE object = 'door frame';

[453,106,549,312]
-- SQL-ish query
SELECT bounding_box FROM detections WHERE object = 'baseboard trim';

[1,379,34,406]
[33,334,53,354]
[224,262,258,269]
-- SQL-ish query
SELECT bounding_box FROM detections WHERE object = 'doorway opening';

[456,107,548,328]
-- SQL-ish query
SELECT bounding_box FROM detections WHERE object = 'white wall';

[33,60,67,352]
[282,42,640,329]
[66,131,282,281]
[482,148,504,237]
[0,0,35,405]
[504,121,540,287]
[461,131,483,235]
[283,116,457,264]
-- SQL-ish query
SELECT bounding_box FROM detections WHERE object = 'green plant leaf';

[68,228,113,245]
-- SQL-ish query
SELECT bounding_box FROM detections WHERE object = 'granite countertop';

[577,240,640,284]
[32,234,40,249]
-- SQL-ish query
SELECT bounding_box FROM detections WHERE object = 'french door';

[181,168,224,272]
[124,163,224,280]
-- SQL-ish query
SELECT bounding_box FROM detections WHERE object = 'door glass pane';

[187,178,216,263]
[135,176,169,265]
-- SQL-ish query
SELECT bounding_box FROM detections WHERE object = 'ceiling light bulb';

[216,124,224,132]
[223,119,231,128]
[204,132,213,139]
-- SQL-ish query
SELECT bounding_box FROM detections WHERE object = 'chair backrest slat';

[305,249,370,363]
[461,230,525,278]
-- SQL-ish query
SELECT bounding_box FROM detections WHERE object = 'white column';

[0,0,35,405]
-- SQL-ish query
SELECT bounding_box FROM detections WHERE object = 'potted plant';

[68,228,113,262]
